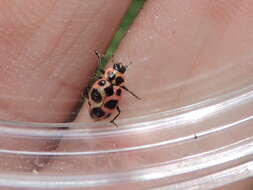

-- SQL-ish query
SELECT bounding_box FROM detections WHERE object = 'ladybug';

[84,51,140,127]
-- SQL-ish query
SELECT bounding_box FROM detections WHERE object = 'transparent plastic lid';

[0,0,252,189]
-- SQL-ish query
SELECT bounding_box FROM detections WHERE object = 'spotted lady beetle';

[85,51,140,127]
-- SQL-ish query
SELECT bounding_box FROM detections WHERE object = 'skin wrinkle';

[43,2,102,78]
[0,2,52,120]
[32,1,111,121]
[0,1,57,83]
[205,0,243,26]
[29,1,108,79]
[7,1,84,114]
[26,3,81,73]
[28,4,83,112]
[52,17,103,83]
[1,1,57,36]
[13,1,55,26]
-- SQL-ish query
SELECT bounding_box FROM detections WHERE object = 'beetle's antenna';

[125,61,133,68]
[121,86,141,100]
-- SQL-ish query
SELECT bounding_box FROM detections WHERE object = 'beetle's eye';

[113,63,126,74]
[113,64,119,71]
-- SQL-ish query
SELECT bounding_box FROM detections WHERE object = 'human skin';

[0,0,253,189]
[0,0,132,174]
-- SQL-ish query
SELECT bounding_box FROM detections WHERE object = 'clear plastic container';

[0,56,252,189]
[0,1,253,188]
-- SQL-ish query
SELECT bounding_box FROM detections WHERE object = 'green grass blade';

[97,0,146,76]
[67,0,146,122]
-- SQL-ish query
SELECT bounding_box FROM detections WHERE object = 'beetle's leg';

[83,86,90,99]
[92,73,103,80]
[111,54,115,63]
[99,69,105,74]
[95,50,106,74]
[121,86,141,100]
[95,50,103,64]
[110,106,121,127]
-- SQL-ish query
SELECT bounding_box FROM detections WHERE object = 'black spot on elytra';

[116,88,121,96]
[104,85,114,96]
[98,80,106,86]
[91,88,102,103]
[104,100,118,109]
[90,107,105,118]
[115,77,124,86]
